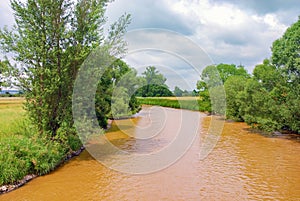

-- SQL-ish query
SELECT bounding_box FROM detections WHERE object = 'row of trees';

[0,0,191,138]
[135,66,197,97]
[135,66,173,97]
[198,17,300,133]
[3,0,297,143]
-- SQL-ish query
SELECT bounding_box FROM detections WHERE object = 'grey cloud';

[106,0,195,35]
[212,0,300,14]
[123,30,212,90]
[1,0,299,88]
[211,0,300,26]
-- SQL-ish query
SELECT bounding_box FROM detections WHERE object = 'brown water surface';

[1,106,300,200]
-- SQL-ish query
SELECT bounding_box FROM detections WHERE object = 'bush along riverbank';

[0,98,83,194]
[0,131,84,194]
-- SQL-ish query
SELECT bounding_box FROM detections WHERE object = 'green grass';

[0,98,81,186]
[0,98,25,139]
[137,97,211,112]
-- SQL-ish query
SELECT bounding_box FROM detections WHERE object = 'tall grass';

[0,98,81,186]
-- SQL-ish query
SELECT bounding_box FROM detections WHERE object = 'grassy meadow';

[0,98,25,139]
[0,98,81,187]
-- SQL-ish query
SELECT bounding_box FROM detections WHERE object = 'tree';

[95,59,141,127]
[142,66,167,86]
[197,64,249,113]
[271,17,300,132]
[196,80,210,111]
[217,64,249,83]
[253,59,280,91]
[237,78,283,132]
[272,17,300,81]
[136,66,173,97]
[0,0,131,139]
[234,59,295,133]
[224,75,248,121]
[0,60,7,91]
[174,86,183,97]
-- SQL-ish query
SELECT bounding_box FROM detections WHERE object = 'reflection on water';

[1,106,300,201]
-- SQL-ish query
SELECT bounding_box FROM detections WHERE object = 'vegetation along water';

[0,0,299,200]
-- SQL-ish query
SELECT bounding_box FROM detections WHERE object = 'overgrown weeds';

[0,98,82,186]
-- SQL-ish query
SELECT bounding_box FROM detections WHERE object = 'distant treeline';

[197,18,300,134]
[137,97,210,112]
[140,18,300,134]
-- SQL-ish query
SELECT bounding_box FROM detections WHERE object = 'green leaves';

[0,0,132,139]
[272,17,300,80]
[196,18,300,133]
[95,59,141,127]
[135,66,173,97]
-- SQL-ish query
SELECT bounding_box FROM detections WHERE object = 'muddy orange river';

[1,106,300,200]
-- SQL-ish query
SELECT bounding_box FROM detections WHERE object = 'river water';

[1,106,300,200]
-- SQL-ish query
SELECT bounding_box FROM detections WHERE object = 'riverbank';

[0,146,85,194]
[0,98,83,194]
[1,106,300,200]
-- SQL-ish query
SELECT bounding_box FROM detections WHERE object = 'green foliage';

[224,75,248,121]
[222,28,300,133]
[137,97,209,112]
[135,66,173,97]
[272,17,300,80]
[271,17,300,133]
[137,84,173,97]
[174,86,183,97]
[197,64,248,115]
[0,135,65,185]
[197,19,300,133]
[0,60,9,90]
[227,17,300,133]
[237,78,282,132]
[0,0,131,140]
[0,99,83,185]
[0,0,133,186]
[253,59,281,91]
[95,59,141,127]
[217,64,249,83]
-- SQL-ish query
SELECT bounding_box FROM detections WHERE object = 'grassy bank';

[137,97,211,112]
[0,98,82,188]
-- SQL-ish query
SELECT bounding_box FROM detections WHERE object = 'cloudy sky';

[1,0,300,90]
[106,0,300,89]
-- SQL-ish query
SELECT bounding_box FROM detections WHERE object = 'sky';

[1,0,300,90]
[105,0,300,89]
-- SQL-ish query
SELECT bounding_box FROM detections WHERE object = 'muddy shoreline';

[0,146,85,195]
[0,119,115,195]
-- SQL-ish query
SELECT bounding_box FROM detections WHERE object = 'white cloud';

[123,30,213,90]
[0,0,14,28]
[165,0,288,69]
[104,0,299,89]
[0,0,299,90]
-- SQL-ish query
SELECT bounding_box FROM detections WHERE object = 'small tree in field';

[0,0,130,140]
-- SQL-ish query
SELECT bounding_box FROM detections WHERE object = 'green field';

[0,98,25,139]
[137,97,211,112]
[0,98,80,186]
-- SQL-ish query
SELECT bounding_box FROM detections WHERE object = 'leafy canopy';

[0,0,131,140]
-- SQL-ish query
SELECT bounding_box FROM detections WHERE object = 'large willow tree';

[0,0,130,138]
